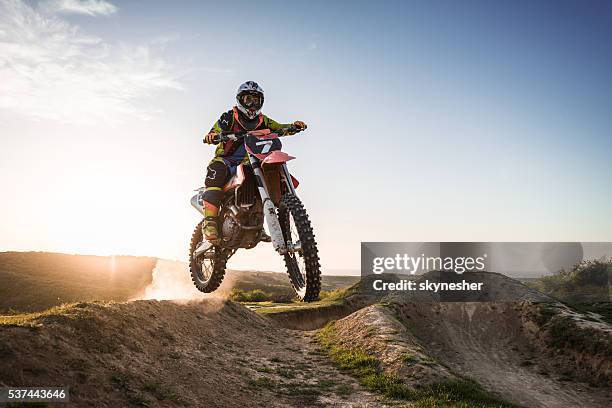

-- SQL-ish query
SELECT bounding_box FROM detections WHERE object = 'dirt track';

[1,272,611,407]
[0,299,389,408]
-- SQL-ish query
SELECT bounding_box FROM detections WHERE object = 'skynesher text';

[372,279,484,292]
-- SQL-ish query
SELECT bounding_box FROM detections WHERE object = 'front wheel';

[189,220,227,293]
[278,194,321,302]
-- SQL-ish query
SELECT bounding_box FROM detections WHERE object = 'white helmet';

[236,81,264,119]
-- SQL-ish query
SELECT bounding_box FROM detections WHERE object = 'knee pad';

[205,160,229,188]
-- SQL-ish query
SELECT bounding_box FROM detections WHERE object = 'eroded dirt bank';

[395,302,610,407]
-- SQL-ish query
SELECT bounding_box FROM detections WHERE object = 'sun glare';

[42,164,157,256]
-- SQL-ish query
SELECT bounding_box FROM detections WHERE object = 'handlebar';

[211,126,304,144]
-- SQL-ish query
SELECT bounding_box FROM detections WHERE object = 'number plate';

[245,135,282,155]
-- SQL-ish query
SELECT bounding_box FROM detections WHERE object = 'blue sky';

[0,0,610,272]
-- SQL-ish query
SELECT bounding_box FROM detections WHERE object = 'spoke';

[195,242,215,283]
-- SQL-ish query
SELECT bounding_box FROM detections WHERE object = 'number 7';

[255,140,273,153]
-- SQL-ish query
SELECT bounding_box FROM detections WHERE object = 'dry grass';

[0,302,111,327]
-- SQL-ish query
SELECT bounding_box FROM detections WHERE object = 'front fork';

[249,156,294,254]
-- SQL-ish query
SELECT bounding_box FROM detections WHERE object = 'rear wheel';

[189,220,227,293]
[278,194,321,301]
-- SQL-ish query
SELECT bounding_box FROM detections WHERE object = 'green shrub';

[228,288,271,302]
[529,258,611,303]
[566,259,610,286]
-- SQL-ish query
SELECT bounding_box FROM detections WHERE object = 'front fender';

[259,150,296,165]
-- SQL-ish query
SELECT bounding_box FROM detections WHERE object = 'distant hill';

[0,252,360,313]
[0,252,155,313]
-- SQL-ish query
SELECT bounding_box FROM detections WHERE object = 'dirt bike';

[189,126,321,301]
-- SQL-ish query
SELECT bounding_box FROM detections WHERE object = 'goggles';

[241,93,262,108]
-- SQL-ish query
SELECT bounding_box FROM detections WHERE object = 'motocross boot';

[202,216,219,241]
[194,212,218,258]
[202,204,219,242]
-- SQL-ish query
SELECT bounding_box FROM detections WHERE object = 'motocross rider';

[202,81,307,242]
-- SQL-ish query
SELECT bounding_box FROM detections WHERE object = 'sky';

[0,0,611,273]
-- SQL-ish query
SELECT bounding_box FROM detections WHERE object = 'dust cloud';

[138,259,205,301]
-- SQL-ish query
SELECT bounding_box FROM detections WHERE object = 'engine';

[221,214,240,241]
[219,203,264,249]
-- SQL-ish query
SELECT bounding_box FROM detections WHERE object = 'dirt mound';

[320,271,612,408]
[0,299,387,407]
[327,304,457,386]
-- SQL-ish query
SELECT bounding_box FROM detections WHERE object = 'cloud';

[0,0,183,125]
[40,0,118,16]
